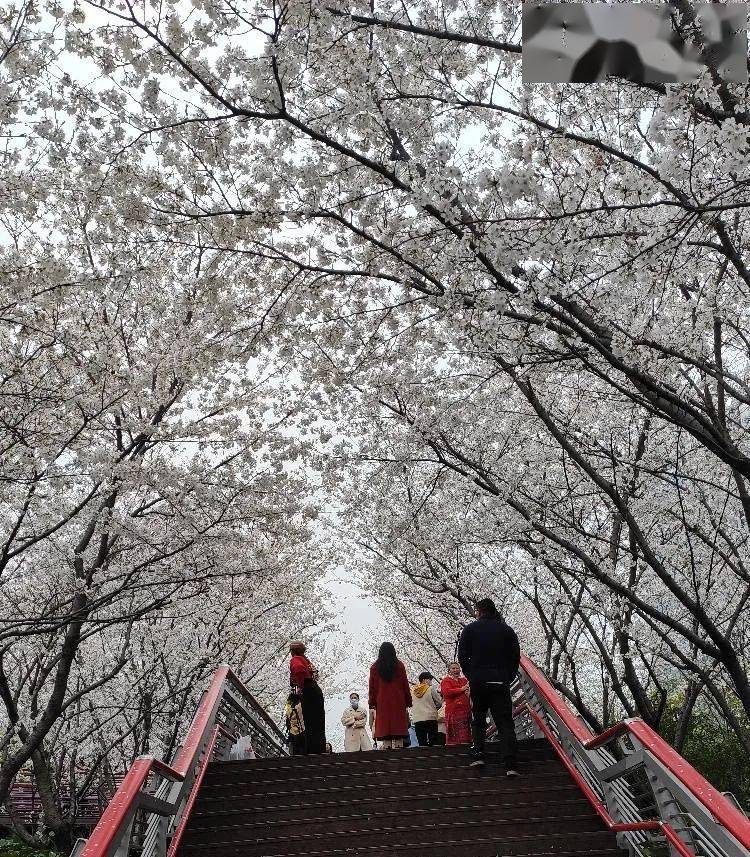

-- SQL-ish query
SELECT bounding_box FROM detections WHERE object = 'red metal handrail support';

[75,665,288,857]
[516,655,750,857]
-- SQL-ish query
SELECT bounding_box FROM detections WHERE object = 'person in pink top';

[440,662,472,745]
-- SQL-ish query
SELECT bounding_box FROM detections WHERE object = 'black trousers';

[414,720,439,746]
[301,679,326,754]
[289,734,306,756]
[470,681,518,766]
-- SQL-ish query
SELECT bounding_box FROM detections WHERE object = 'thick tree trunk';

[4,799,46,849]
[673,680,702,754]
[0,591,88,809]
[31,747,74,854]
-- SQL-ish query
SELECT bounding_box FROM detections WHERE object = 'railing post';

[69,837,88,857]
[603,735,634,854]
[153,815,169,857]
[647,768,695,857]
[218,705,239,760]
[618,731,699,857]
[112,814,136,857]
[517,671,545,740]
[214,729,234,762]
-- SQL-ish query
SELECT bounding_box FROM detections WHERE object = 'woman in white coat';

[341,692,373,751]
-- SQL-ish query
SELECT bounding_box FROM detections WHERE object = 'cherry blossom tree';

[0,117,332,846]
[5,562,330,849]
[326,319,749,736]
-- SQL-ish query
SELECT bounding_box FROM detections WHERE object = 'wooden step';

[180,829,621,857]
[184,806,603,845]
[194,770,576,810]
[198,756,564,792]
[190,790,593,826]
[201,742,555,781]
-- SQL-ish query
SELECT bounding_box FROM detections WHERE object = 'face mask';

[350,699,359,709]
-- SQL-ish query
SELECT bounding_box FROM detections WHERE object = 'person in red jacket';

[368,642,412,749]
[289,640,326,754]
[440,661,472,745]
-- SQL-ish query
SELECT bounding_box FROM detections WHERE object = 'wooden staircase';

[177,738,629,857]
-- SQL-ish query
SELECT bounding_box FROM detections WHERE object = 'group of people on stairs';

[364,651,464,749]
[284,598,521,775]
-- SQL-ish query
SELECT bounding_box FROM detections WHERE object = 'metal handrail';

[77,664,288,857]
[516,655,750,857]
[165,725,222,857]
[520,701,693,857]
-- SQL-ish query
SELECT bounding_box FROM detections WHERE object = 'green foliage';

[658,692,750,810]
[637,844,669,857]
[0,838,61,857]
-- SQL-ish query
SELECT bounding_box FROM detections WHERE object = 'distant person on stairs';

[368,642,412,749]
[289,640,327,754]
[341,692,373,751]
[457,598,521,775]
[410,672,443,746]
[440,662,472,746]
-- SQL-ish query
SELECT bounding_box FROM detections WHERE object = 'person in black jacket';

[457,597,521,774]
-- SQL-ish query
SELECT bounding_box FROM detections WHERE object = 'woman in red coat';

[368,642,412,749]
[440,661,472,745]
[289,640,326,754]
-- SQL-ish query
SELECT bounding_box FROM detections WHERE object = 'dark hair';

[475,597,499,616]
[376,642,398,682]
[418,671,433,682]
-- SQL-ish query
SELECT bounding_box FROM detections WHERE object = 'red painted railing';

[520,701,693,857]
[519,655,750,857]
[0,780,113,828]
[82,758,174,856]
[166,725,222,857]
[78,664,287,857]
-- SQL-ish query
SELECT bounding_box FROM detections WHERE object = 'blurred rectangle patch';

[522,2,747,83]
